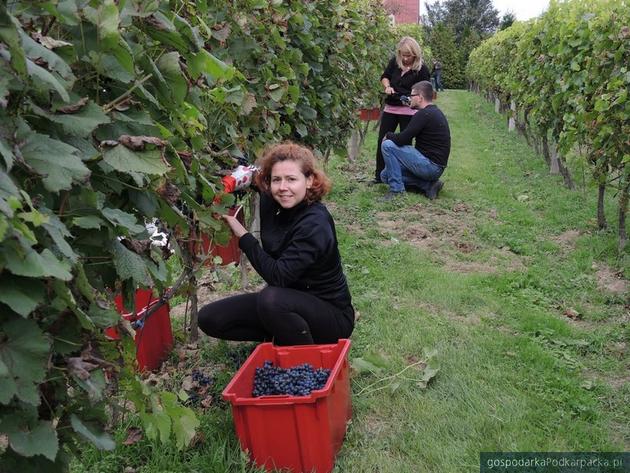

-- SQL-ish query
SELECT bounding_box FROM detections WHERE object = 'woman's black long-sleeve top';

[238,193,353,312]
[381,57,431,106]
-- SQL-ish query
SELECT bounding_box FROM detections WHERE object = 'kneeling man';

[380,81,451,200]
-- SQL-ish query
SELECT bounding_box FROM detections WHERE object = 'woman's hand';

[222,214,248,238]
[384,85,394,95]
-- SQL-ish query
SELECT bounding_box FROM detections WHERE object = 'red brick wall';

[388,0,420,24]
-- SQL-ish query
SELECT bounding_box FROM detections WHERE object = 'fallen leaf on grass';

[413,349,440,390]
[351,357,383,375]
[123,427,143,446]
[563,308,581,320]
[581,380,594,391]
[189,431,206,448]
[181,375,194,391]
[200,396,214,408]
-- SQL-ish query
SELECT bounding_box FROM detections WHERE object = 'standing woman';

[198,142,354,346]
[374,36,430,183]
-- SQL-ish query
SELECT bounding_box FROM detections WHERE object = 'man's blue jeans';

[380,139,444,194]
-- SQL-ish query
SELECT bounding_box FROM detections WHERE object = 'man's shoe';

[380,191,404,202]
[426,180,444,200]
[405,183,423,194]
[367,178,383,186]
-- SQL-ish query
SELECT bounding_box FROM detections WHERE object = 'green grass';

[72,90,628,473]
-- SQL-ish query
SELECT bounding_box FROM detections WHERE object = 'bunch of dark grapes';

[252,361,331,397]
[191,370,212,386]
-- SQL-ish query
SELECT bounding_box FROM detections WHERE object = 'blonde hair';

[395,36,423,71]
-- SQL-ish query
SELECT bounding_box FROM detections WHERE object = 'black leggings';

[198,286,354,346]
[375,112,412,180]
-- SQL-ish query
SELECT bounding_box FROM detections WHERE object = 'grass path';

[74,90,628,473]
[328,90,628,472]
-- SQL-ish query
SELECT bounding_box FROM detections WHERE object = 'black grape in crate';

[252,360,331,397]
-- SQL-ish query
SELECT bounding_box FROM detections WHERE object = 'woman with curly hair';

[198,142,354,346]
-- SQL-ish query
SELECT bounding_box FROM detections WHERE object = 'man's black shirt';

[385,104,451,167]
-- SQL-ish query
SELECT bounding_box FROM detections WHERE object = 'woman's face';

[400,48,415,66]
[270,160,313,209]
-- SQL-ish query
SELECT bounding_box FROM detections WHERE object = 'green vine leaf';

[72,215,104,229]
[87,302,120,328]
[83,1,121,49]
[0,135,15,170]
[70,414,116,451]
[156,52,187,105]
[188,49,234,81]
[19,29,74,81]
[20,132,89,192]
[0,317,49,404]
[101,207,145,234]
[42,213,78,263]
[1,416,59,460]
[0,8,27,76]
[4,247,72,281]
[25,56,70,102]
[0,275,46,317]
[111,240,151,285]
[102,145,169,175]
[143,11,188,52]
[73,369,106,402]
[32,101,111,137]
[161,391,200,449]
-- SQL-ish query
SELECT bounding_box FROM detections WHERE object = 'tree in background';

[423,0,499,88]
[426,23,462,88]
[499,11,517,30]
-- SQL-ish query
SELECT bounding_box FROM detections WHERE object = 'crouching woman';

[198,142,354,346]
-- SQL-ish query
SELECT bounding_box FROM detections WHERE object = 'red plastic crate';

[358,107,380,121]
[222,339,352,473]
[112,288,173,372]
[201,205,244,266]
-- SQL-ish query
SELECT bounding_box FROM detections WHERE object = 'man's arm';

[385,111,427,146]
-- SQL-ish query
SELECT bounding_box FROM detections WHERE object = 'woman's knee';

[197,304,216,335]
[256,286,284,315]
[197,301,230,337]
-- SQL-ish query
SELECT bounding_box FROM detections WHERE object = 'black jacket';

[381,57,431,106]
[239,193,353,311]
[385,104,451,167]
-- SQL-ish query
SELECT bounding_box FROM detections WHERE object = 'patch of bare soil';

[359,412,393,440]
[443,259,499,274]
[594,265,628,295]
[582,368,630,390]
[170,267,264,319]
[326,200,366,237]
[374,204,525,274]
[553,229,581,250]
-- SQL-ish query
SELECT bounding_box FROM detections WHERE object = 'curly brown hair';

[255,142,331,203]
